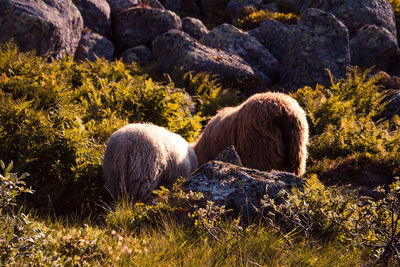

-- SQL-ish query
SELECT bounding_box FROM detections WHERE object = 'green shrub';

[292,68,400,176]
[263,177,400,264]
[0,160,33,215]
[235,10,299,30]
[0,42,203,214]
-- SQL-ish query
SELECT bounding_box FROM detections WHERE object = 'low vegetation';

[1,43,399,265]
[235,10,299,30]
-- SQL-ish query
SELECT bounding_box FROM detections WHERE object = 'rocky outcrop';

[0,0,83,58]
[183,147,306,222]
[121,45,153,65]
[74,29,114,62]
[301,0,397,39]
[163,0,201,16]
[152,30,270,86]
[225,0,261,20]
[114,7,181,51]
[72,0,111,37]
[201,23,279,80]
[249,19,294,62]
[182,17,210,41]
[106,0,139,16]
[279,8,350,91]
[200,0,229,17]
[350,25,400,71]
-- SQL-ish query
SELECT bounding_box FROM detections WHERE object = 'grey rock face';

[106,0,139,16]
[225,0,262,20]
[74,29,114,62]
[163,0,201,15]
[200,0,229,17]
[182,17,210,41]
[121,45,153,65]
[114,7,181,51]
[152,30,270,86]
[183,159,306,223]
[251,19,294,61]
[350,25,400,71]
[301,0,397,39]
[201,23,279,80]
[214,145,242,166]
[279,8,350,91]
[0,0,83,58]
[72,0,111,37]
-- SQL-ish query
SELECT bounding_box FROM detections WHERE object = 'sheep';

[192,92,309,176]
[103,123,198,201]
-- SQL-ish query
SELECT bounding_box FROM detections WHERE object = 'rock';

[200,0,229,17]
[390,60,400,77]
[72,0,111,37]
[106,0,139,16]
[183,159,306,222]
[214,145,242,166]
[0,0,83,58]
[318,156,395,199]
[261,2,280,12]
[251,19,294,61]
[74,29,114,62]
[225,0,262,20]
[350,25,400,71]
[121,45,153,65]
[279,8,350,91]
[152,30,271,86]
[182,17,210,40]
[274,0,303,12]
[163,0,201,16]
[201,23,279,80]
[381,90,400,120]
[114,7,181,51]
[301,0,397,39]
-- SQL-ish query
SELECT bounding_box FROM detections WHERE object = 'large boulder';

[225,0,262,20]
[72,0,111,37]
[163,0,201,16]
[106,0,139,16]
[181,17,210,41]
[274,0,304,12]
[114,7,181,51]
[350,25,400,71]
[74,29,114,62]
[0,0,83,58]
[121,45,153,65]
[152,30,270,86]
[249,19,294,61]
[200,0,229,17]
[183,148,306,223]
[201,23,279,80]
[279,8,350,91]
[301,0,397,39]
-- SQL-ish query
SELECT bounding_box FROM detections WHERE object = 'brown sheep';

[103,123,198,201]
[192,92,309,176]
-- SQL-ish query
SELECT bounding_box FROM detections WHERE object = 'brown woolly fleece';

[192,92,309,176]
[103,123,198,201]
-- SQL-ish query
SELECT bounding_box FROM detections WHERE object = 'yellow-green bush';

[235,10,299,30]
[292,68,400,174]
[0,42,203,214]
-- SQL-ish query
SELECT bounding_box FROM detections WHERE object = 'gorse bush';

[235,10,299,30]
[292,68,400,176]
[0,160,33,215]
[0,42,203,214]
